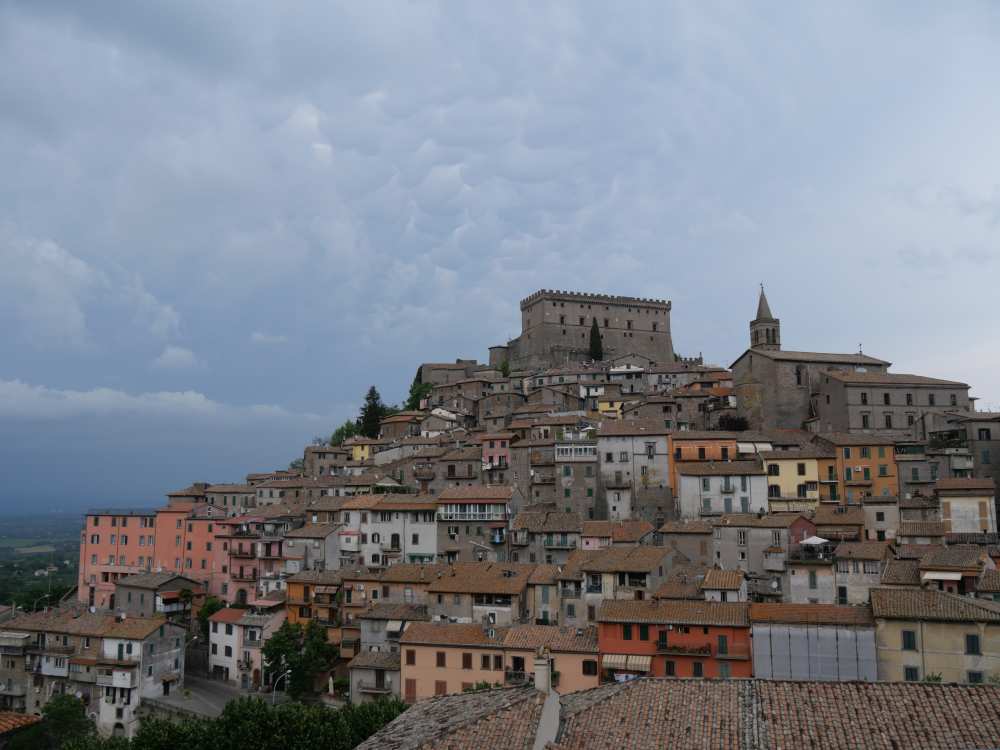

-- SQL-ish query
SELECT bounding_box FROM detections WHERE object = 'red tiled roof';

[0,712,41,736]
[598,599,749,627]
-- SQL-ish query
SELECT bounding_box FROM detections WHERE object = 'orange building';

[78,509,157,609]
[668,432,741,490]
[286,570,342,644]
[597,599,751,679]
[813,433,899,502]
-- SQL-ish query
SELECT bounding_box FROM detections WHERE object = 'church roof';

[731,348,891,369]
[755,288,776,322]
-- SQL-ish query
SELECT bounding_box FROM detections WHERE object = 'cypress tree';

[588,318,603,361]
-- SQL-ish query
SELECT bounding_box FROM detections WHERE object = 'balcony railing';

[543,539,577,549]
[511,536,530,547]
[231,549,256,559]
[357,680,393,694]
[585,584,603,594]
[560,586,582,599]
[716,645,751,660]
[656,642,711,656]
[437,512,507,522]
[231,571,258,582]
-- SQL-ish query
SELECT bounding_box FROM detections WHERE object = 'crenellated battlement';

[519,289,671,310]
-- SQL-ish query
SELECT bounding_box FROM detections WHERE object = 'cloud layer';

[2,2,1000,508]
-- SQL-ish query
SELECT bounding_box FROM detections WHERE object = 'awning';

[626,655,652,672]
[315,585,339,594]
[385,620,403,632]
[602,654,629,670]
[800,536,829,546]
[922,571,963,581]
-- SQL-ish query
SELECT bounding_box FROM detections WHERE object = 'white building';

[597,421,671,520]
[208,607,243,683]
[677,461,768,519]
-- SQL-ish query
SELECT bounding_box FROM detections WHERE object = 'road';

[153,674,290,718]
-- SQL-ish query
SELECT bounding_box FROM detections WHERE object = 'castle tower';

[750,286,780,351]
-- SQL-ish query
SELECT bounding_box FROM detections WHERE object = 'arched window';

[372,533,380,544]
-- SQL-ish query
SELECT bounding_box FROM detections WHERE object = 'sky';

[2,2,1000,512]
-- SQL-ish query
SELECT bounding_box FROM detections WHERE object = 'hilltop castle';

[489,289,676,371]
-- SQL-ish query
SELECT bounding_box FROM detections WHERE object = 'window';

[861,414,870,429]
[493,654,503,671]
[224,645,232,657]
[883,392,891,405]
[875,511,885,522]
[737,530,747,546]
[698,447,706,460]
[950,393,957,406]
[768,464,780,476]
[965,634,981,655]
[462,653,472,670]
[582,659,598,676]
[968,671,984,684]
[622,624,632,640]
[884,414,893,429]
[843,447,851,459]
[435,680,447,696]
[808,571,817,590]
[639,624,649,641]
[481,654,490,670]
[797,463,806,476]
[861,392,868,405]
[906,393,913,406]
[436,652,446,668]
[702,478,710,492]
[928,394,936,406]
[904,666,919,682]
[901,630,917,651]
[692,662,703,678]
[406,650,415,666]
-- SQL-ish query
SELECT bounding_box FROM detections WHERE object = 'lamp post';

[272,669,292,705]
[31,593,51,612]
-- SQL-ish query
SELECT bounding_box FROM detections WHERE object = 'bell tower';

[750,286,780,351]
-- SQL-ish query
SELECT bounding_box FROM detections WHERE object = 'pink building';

[479,432,515,471]
[78,509,157,609]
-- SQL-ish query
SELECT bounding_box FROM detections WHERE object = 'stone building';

[732,289,891,430]
[493,290,675,371]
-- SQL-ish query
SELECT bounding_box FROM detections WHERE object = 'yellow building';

[871,588,1000,683]
[285,570,341,642]
[760,448,830,512]
[597,399,624,419]
[343,436,378,462]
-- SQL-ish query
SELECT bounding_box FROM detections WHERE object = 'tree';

[358,386,388,438]
[262,620,338,700]
[37,695,93,748]
[500,359,511,378]
[715,414,749,431]
[404,374,433,411]
[588,319,603,361]
[196,596,224,640]
[329,419,359,446]
[288,457,304,472]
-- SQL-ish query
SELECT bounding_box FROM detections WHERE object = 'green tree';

[262,620,338,700]
[588,318,603,361]
[404,374,433,411]
[196,596,224,640]
[288,457,305,472]
[38,694,93,748]
[358,386,388,438]
[329,419,359,446]
[500,360,510,378]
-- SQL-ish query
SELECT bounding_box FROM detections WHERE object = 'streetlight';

[31,593,51,612]
[272,669,292,705]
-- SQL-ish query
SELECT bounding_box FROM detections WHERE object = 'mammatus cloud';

[251,331,288,345]
[152,345,199,370]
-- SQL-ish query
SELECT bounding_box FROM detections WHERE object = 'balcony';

[656,642,710,656]
[357,680,393,694]
[258,550,283,559]
[716,645,751,661]
[414,466,435,480]
[560,586,582,599]
[489,533,506,545]
[237,660,253,672]
[511,535,529,547]
[543,538,577,550]
[0,680,27,696]
[36,644,74,656]
[504,669,530,686]
[231,549,256,559]
[585,584,603,594]
[532,474,555,485]
[437,512,508,522]
[380,542,402,553]
[231,571,258,582]
[720,484,736,494]
[97,669,136,689]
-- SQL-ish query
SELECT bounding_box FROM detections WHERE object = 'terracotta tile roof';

[871,588,1000,622]
[501,624,597,653]
[677,460,764,477]
[919,545,986,570]
[881,559,921,586]
[285,570,342,585]
[358,603,429,621]
[527,564,560,585]
[10,609,172,639]
[597,419,671,437]
[437,485,514,502]
[0,712,41,736]
[657,519,713,535]
[426,563,535,595]
[555,679,1000,750]
[700,568,744,590]
[899,521,948,537]
[115,572,202,590]
[714,513,808,529]
[935,478,996,492]
[577,546,673,574]
[946,532,1000,545]
[899,495,939,509]
[978,569,1000,593]
[597,599,749,627]
[209,607,246,624]
[355,686,543,750]
[439,446,484,461]
[894,543,943,560]
[813,432,898,447]
[511,511,582,533]
[283,523,341,538]
[653,566,708,600]
[377,563,450,584]
[373,496,439,512]
[581,519,655,542]
[758,447,834,460]
[825,371,968,387]
[812,504,866,526]
[347,651,401,671]
[399,622,506,647]
[749,603,874,626]
[834,541,891,561]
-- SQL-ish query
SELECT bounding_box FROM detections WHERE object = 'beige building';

[871,588,1000,683]
[937,478,997,534]
[398,621,598,702]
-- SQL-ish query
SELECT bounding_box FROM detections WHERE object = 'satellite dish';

[770,580,779,590]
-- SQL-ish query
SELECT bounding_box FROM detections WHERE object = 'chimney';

[533,646,552,694]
